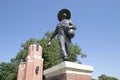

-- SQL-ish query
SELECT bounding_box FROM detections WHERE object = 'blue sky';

[0,0,120,79]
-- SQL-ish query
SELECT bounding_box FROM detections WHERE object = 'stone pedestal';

[44,61,94,80]
[17,44,43,80]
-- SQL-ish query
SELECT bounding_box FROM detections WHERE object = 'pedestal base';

[44,61,94,80]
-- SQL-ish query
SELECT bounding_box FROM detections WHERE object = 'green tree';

[0,31,86,80]
[0,62,18,80]
[98,74,118,80]
[15,31,86,69]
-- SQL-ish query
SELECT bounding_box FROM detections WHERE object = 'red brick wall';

[47,73,92,80]
[17,44,43,80]
[17,62,26,80]
[25,44,43,80]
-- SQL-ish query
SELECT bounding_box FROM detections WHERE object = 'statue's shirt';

[52,19,76,42]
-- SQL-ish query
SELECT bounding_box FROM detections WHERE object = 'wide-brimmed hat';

[57,9,71,21]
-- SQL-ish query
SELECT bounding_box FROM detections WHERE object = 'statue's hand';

[47,40,51,47]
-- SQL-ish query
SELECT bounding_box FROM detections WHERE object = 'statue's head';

[57,9,71,21]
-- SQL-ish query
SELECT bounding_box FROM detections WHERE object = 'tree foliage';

[98,74,118,80]
[0,31,86,80]
[15,31,85,69]
[0,62,18,80]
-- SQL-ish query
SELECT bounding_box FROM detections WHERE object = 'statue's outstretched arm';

[50,27,58,41]
[48,25,58,45]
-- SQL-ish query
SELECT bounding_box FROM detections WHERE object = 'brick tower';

[17,43,43,80]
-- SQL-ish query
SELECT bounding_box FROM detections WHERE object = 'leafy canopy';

[0,62,18,80]
[15,31,86,69]
[98,74,118,80]
[0,31,86,80]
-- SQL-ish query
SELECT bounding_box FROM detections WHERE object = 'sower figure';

[48,9,76,61]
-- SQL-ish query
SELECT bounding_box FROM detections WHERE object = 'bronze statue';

[48,9,76,61]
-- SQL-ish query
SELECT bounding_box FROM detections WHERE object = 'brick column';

[17,62,26,80]
[25,44,43,80]
[17,43,43,80]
